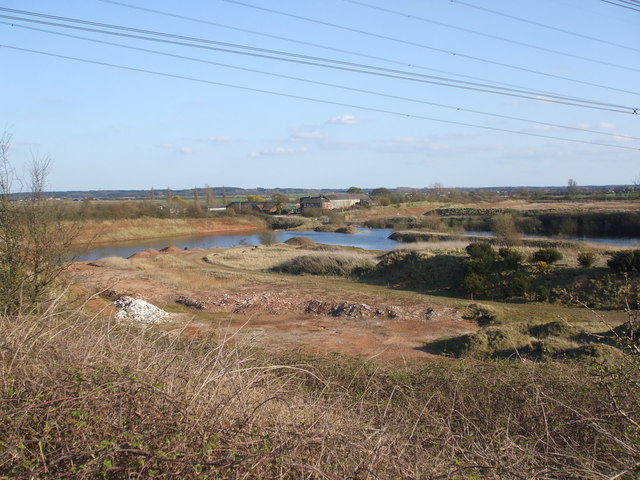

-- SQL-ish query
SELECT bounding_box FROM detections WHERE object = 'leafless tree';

[0,132,80,313]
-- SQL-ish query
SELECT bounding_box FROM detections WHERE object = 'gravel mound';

[114,296,173,324]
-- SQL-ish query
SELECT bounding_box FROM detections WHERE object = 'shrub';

[607,249,640,273]
[272,253,375,277]
[508,272,531,297]
[465,242,497,274]
[499,247,525,269]
[577,251,597,268]
[462,273,488,298]
[531,248,563,264]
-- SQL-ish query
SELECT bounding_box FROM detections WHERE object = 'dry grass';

[1,295,639,479]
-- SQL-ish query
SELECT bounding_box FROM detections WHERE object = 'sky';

[1,0,639,191]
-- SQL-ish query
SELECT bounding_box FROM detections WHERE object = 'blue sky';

[1,0,638,191]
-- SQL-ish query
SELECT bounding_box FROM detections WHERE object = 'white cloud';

[326,115,362,125]
[197,136,238,144]
[155,143,193,154]
[598,121,616,129]
[250,147,308,158]
[290,128,325,140]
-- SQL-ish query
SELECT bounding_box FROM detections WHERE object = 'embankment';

[73,216,266,245]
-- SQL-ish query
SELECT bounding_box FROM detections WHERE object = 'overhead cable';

[220,0,640,97]
[343,0,640,72]
[97,0,580,100]
[1,44,638,152]
[450,0,640,52]
[601,0,640,12]
[2,12,636,113]
[8,20,638,142]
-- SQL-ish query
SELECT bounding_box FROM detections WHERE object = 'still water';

[74,228,398,261]
[75,228,640,261]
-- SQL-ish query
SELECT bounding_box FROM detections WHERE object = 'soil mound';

[127,248,160,259]
[159,246,182,253]
[284,237,315,247]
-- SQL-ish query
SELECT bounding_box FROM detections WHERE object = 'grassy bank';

[73,216,266,245]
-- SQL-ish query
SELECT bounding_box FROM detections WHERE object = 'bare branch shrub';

[0,133,80,313]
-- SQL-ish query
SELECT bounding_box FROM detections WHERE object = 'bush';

[607,249,640,273]
[508,272,531,297]
[577,251,597,268]
[272,253,375,277]
[462,273,488,298]
[465,242,497,274]
[531,248,563,264]
[499,247,525,269]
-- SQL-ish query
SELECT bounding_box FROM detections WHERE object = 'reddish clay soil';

[70,255,477,362]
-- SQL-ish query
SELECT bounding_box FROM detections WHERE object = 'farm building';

[227,201,277,213]
[300,194,368,211]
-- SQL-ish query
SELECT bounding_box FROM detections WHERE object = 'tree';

[347,186,364,194]
[222,186,228,206]
[0,132,80,313]
[205,184,215,209]
[491,213,522,246]
[567,178,578,197]
[270,192,289,214]
[165,187,172,213]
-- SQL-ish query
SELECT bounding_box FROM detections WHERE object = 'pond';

[74,228,640,261]
[73,228,398,261]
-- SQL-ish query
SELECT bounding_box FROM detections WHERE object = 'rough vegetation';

[2,160,640,478]
[2,302,640,479]
[271,252,375,277]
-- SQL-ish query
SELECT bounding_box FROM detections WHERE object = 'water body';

[75,228,640,261]
[74,228,398,261]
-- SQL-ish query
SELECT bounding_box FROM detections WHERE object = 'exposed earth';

[69,243,479,361]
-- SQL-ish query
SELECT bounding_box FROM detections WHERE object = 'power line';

[2,44,638,152]
[601,0,640,12]
[221,0,640,98]
[9,20,638,142]
[3,11,635,113]
[97,0,584,102]
[450,0,640,51]
[343,0,640,71]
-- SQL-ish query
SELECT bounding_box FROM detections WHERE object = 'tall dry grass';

[1,296,639,478]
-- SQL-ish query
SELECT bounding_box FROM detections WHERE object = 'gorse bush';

[465,242,497,274]
[608,249,640,273]
[499,247,525,269]
[531,248,563,265]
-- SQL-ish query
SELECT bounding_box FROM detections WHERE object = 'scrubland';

[3,193,640,479]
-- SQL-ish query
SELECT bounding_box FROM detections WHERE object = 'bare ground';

[69,244,478,361]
